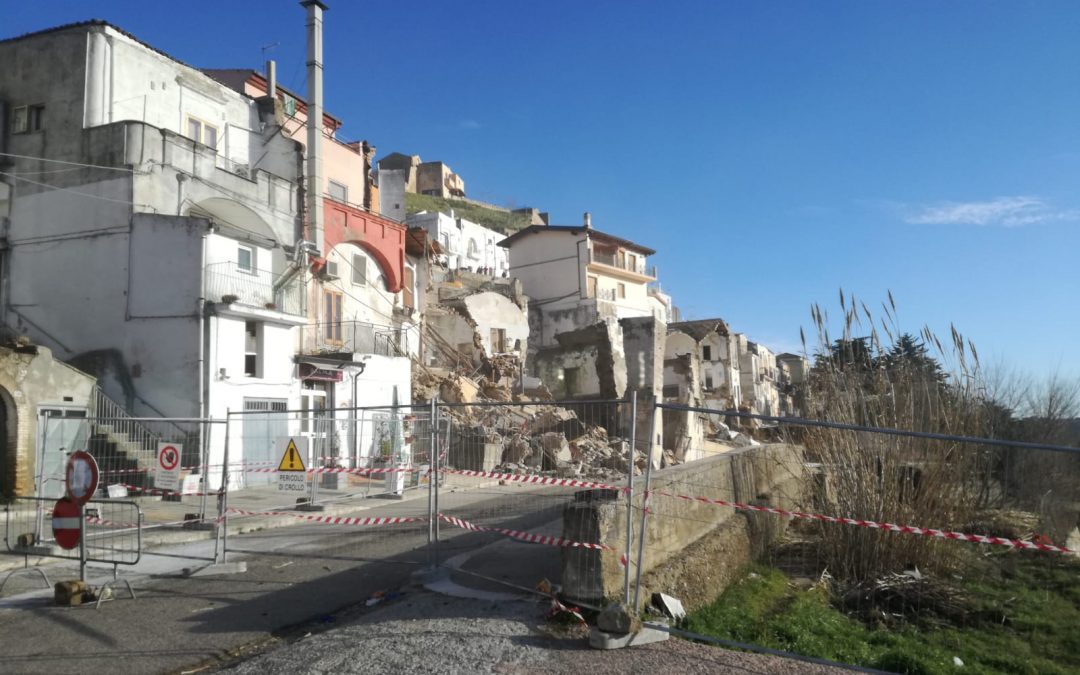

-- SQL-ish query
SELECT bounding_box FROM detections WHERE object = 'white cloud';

[904,196,1079,227]
[458,119,482,131]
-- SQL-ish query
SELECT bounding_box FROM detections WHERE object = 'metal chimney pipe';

[267,59,277,98]
[583,212,591,228]
[301,0,328,255]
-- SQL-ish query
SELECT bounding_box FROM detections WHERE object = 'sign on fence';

[156,443,182,492]
[277,437,308,492]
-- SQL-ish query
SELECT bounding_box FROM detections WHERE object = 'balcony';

[300,321,409,357]
[588,249,657,280]
[204,262,305,316]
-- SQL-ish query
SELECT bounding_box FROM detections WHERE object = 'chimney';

[583,212,591,229]
[266,59,277,98]
[301,0,328,256]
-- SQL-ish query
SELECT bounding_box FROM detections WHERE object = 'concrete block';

[54,580,90,606]
[589,625,669,650]
[596,601,641,634]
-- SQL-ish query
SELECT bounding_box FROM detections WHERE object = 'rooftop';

[668,319,731,341]
[498,224,655,255]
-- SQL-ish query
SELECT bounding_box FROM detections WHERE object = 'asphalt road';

[0,484,574,675]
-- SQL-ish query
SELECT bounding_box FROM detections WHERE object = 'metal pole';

[427,398,436,559]
[215,410,231,564]
[432,400,441,567]
[309,415,323,506]
[632,398,657,612]
[623,392,637,605]
[198,419,211,522]
[34,411,49,543]
[78,500,87,582]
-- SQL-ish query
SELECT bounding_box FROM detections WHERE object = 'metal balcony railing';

[301,321,409,357]
[203,262,305,316]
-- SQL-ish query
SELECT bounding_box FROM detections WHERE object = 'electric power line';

[0,151,138,172]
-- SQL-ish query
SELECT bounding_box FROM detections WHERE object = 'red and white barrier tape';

[84,515,140,529]
[437,513,611,550]
[441,468,622,491]
[648,490,1073,554]
[548,596,587,625]
[243,466,420,476]
[226,507,424,527]
[113,483,222,498]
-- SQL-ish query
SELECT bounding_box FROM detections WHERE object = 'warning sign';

[278,439,306,471]
[156,443,182,492]
[276,437,309,492]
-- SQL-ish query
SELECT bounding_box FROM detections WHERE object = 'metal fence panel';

[632,401,1080,671]
[433,399,633,603]
[221,404,437,564]
[4,496,142,566]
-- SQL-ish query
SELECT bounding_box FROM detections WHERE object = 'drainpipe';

[301,0,327,256]
[199,224,210,424]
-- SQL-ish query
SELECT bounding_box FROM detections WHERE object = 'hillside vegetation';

[405,193,532,234]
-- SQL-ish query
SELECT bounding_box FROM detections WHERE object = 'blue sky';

[8,1,1080,378]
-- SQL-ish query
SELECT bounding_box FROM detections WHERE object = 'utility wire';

[0,171,157,211]
[0,151,137,172]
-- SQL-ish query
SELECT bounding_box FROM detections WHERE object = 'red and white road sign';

[52,498,81,550]
[156,443,182,492]
[65,451,99,505]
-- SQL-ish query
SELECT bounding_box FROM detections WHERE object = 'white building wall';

[506,232,587,314]
[408,212,509,274]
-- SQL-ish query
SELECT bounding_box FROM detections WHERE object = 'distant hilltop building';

[377,152,465,199]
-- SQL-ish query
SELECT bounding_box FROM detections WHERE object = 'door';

[242,398,288,486]
[36,408,89,499]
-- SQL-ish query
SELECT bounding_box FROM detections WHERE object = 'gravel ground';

[224,590,852,675]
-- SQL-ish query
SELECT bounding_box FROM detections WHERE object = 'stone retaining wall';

[561,443,807,605]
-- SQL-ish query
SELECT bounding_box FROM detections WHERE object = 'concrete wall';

[506,231,587,316]
[377,169,407,223]
[462,292,528,357]
[561,443,807,606]
[0,345,96,497]
[620,316,665,465]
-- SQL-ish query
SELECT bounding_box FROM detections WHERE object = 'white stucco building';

[0,21,410,483]
[406,210,509,276]
[501,214,663,350]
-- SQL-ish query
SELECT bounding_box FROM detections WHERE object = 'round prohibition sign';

[159,445,180,471]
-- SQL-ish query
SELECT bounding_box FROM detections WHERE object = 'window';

[467,238,480,260]
[562,367,580,395]
[702,345,712,361]
[244,321,263,377]
[490,328,506,353]
[323,291,343,342]
[587,276,598,299]
[185,115,219,149]
[10,104,44,134]
[351,253,367,285]
[328,180,348,203]
[617,283,626,299]
[237,245,254,272]
[403,266,415,309]
[705,374,714,390]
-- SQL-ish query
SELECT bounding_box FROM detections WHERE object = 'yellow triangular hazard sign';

[278,439,306,471]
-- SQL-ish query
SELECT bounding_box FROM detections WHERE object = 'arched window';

[467,238,479,259]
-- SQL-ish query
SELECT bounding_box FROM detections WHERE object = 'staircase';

[86,387,167,497]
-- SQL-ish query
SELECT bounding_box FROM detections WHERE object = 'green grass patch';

[405,193,532,234]
[685,557,1080,675]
